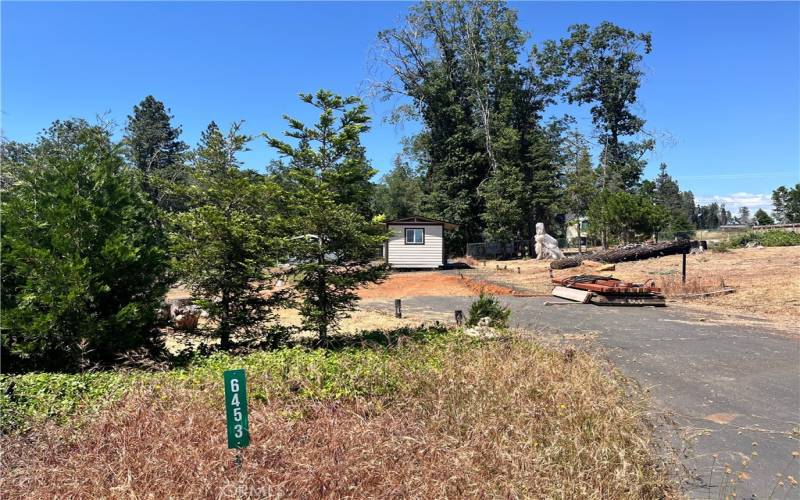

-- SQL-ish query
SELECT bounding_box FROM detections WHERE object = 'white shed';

[384,216,459,269]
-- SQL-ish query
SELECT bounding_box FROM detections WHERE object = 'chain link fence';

[465,240,532,260]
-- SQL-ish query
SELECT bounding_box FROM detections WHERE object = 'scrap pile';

[551,275,666,306]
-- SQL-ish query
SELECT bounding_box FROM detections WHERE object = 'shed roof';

[386,215,459,231]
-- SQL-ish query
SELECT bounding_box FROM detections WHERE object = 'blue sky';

[2,1,798,212]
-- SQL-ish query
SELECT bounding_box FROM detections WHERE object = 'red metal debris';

[552,274,666,306]
[552,275,660,294]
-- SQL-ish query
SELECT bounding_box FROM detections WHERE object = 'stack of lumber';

[551,275,666,306]
[550,240,691,270]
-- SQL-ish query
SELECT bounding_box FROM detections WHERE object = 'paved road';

[364,296,800,498]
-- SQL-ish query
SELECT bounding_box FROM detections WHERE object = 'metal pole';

[682,251,687,285]
[394,299,402,318]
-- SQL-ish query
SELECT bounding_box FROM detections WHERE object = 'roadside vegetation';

[0,326,677,498]
[717,229,800,250]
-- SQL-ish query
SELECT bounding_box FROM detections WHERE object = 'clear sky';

[2,1,798,212]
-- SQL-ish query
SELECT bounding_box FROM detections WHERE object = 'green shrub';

[466,292,511,328]
[0,371,133,433]
[710,240,732,253]
[0,325,453,433]
[1,120,170,373]
[728,229,800,248]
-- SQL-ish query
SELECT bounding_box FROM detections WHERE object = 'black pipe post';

[395,299,402,318]
[682,251,687,285]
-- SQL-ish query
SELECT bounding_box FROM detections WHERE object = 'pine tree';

[265,90,389,342]
[563,139,598,250]
[772,184,800,223]
[753,209,774,226]
[480,162,527,242]
[738,206,751,225]
[372,156,423,220]
[124,95,188,209]
[654,163,682,213]
[170,122,287,350]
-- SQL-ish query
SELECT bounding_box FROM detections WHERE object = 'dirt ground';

[357,271,521,299]
[164,246,799,335]
[358,272,475,299]
[457,246,800,327]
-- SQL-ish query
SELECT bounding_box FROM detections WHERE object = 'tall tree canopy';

[124,95,188,209]
[772,184,800,223]
[372,155,424,220]
[376,0,563,250]
[538,21,653,191]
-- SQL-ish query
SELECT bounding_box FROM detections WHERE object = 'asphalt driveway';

[364,295,800,498]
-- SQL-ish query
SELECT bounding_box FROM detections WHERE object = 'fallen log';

[550,240,692,270]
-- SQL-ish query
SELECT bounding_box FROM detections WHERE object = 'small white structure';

[385,216,458,269]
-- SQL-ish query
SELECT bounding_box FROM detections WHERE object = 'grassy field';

[0,327,678,498]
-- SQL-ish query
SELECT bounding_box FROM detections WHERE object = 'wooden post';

[682,251,687,285]
[394,299,402,318]
[454,310,464,326]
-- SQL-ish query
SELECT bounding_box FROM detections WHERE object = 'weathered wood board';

[551,286,593,303]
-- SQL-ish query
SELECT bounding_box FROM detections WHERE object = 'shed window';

[405,228,425,245]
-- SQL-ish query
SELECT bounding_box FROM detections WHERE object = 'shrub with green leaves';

[467,292,511,328]
[0,120,170,373]
[728,229,800,248]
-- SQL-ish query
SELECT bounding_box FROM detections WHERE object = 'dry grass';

[165,308,418,352]
[463,247,800,329]
[1,337,678,498]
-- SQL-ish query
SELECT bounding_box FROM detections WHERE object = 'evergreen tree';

[719,203,730,226]
[372,156,423,220]
[654,163,682,213]
[753,208,774,226]
[563,135,598,250]
[587,190,668,246]
[480,162,527,242]
[696,203,721,229]
[265,91,389,342]
[170,122,287,350]
[738,206,751,225]
[772,184,800,223]
[681,191,697,225]
[124,95,188,209]
[1,120,169,372]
